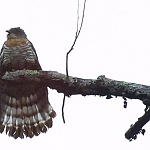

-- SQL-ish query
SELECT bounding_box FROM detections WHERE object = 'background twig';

[63,0,87,123]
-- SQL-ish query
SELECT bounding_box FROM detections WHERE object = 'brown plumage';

[0,27,56,139]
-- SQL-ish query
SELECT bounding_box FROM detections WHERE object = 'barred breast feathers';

[1,38,40,70]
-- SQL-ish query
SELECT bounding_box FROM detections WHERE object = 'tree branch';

[2,70,150,100]
[2,70,150,141]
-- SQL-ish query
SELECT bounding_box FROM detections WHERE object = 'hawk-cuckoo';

[0,27,56,139]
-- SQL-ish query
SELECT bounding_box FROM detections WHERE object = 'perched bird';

[0,27,56,139]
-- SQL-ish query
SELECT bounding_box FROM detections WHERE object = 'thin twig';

[66,0,86,76]
[62,94,66,123]
[76,0,86,38]
[76,0,79,35]
[63,0,87,123]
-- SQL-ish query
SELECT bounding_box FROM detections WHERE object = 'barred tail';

[0,85,56,139]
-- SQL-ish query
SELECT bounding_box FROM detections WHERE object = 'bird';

[0,27,56,139]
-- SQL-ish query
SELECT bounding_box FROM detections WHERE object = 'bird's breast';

[2,39,37,70]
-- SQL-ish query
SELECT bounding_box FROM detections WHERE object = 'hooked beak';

[6,30,10,33]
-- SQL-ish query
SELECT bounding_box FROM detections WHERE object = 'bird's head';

[6,27,27,39]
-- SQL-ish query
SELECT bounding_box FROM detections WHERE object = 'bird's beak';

[6,30,10,33]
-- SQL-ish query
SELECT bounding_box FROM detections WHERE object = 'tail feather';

[13,127,24,139]
[45,118,52,128]
[0,125,5,133]
[0,85,56,139]
[23,125,34,138]
[32,124,40,136]
[3,107,11,124]
[7,126,15,137]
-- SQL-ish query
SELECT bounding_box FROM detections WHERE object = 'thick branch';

[2,70,150,101]
[2,70,150,140]
[125,109,149,141]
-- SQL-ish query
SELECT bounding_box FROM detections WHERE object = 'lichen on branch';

[1,70,150,101]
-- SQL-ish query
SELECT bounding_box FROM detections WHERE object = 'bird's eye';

[16,31,20,35]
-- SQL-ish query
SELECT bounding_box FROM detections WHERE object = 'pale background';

[0,0,150,149]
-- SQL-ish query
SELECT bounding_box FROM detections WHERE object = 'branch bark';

[2,70,150,141]
[2,70,150,101]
